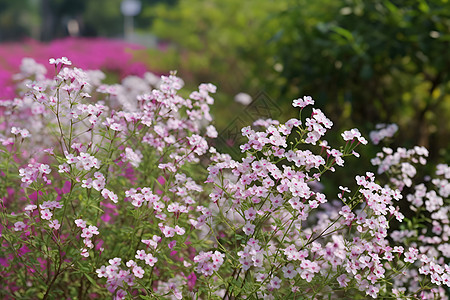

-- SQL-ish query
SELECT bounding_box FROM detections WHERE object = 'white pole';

[124,15,133,40]
[121,0,141,41]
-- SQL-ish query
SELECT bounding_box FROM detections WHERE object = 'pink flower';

[142,235,160,249]
[132,266,145,278]
[393,246,404,254]
[243,222,255,236]
[187,272,197,291]
[194,251,225,276]
[255,272,267,282]
[11,127,31,138]
[49,219,61,230]
[123,147,143,167]
[292,96,315,108]
[342,128,367,145]
[14,221,27,231]
[282,264,297,279]
[80,248,89,258]
[144,253,157,266]
[75,219,87,228]
[115,289,127,300]
[168,240,177,250]
[136,250,147,260]
[109,257,122,266]
[24,204,38,212]
[174,225,185,236]
[244,207,257,220]
[102,188,119,203]
[366,285,380,298]
[40,209,52,220]
[403,251,417,263]
[49,57,72,66]
[430,273,442,285]
[39,164,51,174]
[383,252,394,261]
[96,266,107,278]
[161,225,175,237]
[441,273,449,287]
[81,225,99,239]
[337,274,350,287]
[269,276,281,290]
[300,270,314,282]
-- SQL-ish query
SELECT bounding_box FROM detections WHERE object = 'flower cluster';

[75,219,100,257]
[19,162,52,187]
[96,258,137,299]
[369,123,398,145]
[0,37,150,100]
[0,57,448,300]
[371,146,428,189]
[193,250,225,276]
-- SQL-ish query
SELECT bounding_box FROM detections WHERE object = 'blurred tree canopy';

[146,0,450,163]
[0,0,40,40]
[143,0,286,95]
[0,0,171,41]
[274,0,450,154]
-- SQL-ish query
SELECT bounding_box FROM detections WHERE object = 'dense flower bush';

[0,58,449,299]
[0,38,149,100]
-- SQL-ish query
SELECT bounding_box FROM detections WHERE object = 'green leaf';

[89,203,104,213]
[418,0,429,13]
[84,273,101,288]
[331,26,354,42]
[383,0,399,14]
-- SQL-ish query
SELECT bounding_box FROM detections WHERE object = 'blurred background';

[1,0,449,189]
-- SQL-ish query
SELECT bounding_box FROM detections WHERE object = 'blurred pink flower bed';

[0,37,148,99]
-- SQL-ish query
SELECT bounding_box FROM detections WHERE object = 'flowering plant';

[0,37,150,100]
[0,58,448,299]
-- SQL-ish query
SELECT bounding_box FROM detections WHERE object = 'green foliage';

[0,0,39,40]
[144,0,286,95]
[83,0,123,37]
[273,0,450,154]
